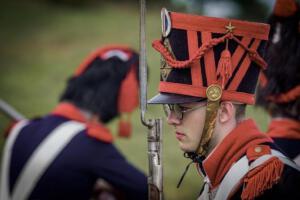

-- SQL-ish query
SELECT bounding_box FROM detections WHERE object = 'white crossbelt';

[293,154,300,166]
[0,120,86,200]
[213,149,300,200]
[1,120,29,200]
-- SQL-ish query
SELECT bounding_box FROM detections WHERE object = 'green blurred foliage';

[0,0,270,199]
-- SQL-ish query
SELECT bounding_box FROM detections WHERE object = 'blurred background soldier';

[256,0,300,165]
[149,7,300,200]
[0,45,148,200]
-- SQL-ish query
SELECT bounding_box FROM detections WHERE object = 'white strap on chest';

[213,156,248,200]
[213,149,300,200]
[1,120,29,200]
[249,150,300,171]
[197,177,211,200]
[1,120,85,200]
[293,154,300,166]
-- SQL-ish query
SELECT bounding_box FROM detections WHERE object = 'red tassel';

[217,49,233,88]
[118,117,132,138]
[241,157,284,200]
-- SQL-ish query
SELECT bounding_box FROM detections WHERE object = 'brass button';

[206,84,222,101]
[254,146,262,153]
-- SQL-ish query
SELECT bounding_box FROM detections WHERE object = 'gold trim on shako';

[206,84,223,101]
[161,8,171,38]
[160,39,174,81]
[195,84,223,156]
[225,22,236,33]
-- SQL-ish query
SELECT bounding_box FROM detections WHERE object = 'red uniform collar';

[202,119,272,188]
[52,102,113,143]
[267,118,300,140]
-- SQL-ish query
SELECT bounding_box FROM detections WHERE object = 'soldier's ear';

[218,101,235,124]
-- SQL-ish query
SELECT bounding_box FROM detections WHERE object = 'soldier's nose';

[166,111,181,125]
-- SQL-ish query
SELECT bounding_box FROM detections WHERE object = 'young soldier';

[0,45,148,200]
[256,0,300,165]
[149,8,300,199]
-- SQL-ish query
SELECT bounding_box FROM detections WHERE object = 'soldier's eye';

[178,105,189,111]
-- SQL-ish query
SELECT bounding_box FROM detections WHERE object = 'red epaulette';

[241,145,284,200]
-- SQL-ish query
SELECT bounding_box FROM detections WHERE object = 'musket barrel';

[139,0,148,126]
[139,0,164,199]
[147,119,163,200]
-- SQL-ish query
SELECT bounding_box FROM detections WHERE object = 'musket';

[139,0,163,199]
[0,99,26,121]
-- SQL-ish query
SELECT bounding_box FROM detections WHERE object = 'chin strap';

[177,152,205,188]
[196,84,222,156]
[177,85,223,188]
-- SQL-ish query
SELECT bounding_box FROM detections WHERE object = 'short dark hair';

[233,103,246,122]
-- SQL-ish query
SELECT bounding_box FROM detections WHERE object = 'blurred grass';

[0,1,269,199]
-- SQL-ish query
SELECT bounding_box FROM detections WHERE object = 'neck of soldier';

[79,108,101,124]
[205,115,240,156]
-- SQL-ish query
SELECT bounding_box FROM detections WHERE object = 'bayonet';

[139,0,164,199]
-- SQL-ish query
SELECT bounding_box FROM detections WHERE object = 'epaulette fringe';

[241,157,284,200]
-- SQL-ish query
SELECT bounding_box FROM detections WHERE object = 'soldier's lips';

[175,132,185,141]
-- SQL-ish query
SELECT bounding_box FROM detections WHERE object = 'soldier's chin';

[178,143,194,152]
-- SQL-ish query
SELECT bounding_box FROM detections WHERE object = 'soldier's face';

[166,102,207,152]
